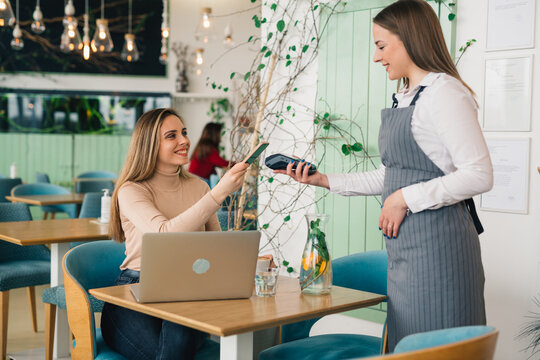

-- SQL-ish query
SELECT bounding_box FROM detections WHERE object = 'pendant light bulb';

[194,7,215,43]
[0,0,15,27]
[91,19,113,52]
[121,33,139,62]
[10,22,23,50]
[82,13,90,60]
[31,2,45,34]
[223,24,234,48]
[60,0,81,52]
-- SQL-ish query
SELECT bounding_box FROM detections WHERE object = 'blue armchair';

[75,171,116,194]
[260,250,388,360]
[360,325,498,359]
[41,191,103,360]
[0,178,22,203]
[0,203,50,360]
[63,241,219,360]
[11,183,77,219]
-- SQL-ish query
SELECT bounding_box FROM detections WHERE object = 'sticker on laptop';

[192,258,210,274]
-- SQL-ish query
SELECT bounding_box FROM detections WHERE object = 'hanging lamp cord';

[128,0,132,33]
[101,0,104,19]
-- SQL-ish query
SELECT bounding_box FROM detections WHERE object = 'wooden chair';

[365,326,498,360]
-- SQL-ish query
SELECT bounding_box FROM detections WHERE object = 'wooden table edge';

[5,194,85,205]
[0,234,110,246]
[90,286,386,337]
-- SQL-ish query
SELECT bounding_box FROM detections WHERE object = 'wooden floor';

[6,285,48,355]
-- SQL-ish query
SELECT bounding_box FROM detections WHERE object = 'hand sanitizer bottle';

[10,162,17,178]
[100,189,111,223]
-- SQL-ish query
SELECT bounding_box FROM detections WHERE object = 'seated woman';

[101,108,248,359]
[188,122,234,183]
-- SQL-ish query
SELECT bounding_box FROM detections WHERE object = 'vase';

[299,213,332,294]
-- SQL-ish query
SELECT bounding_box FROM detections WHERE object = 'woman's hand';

[211,162,249,203]
[273,159,330,189]
[379,189,408,239]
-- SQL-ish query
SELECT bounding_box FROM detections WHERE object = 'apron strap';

[391,85,426,109]
[465,198,484,235]
[410,86,426,106]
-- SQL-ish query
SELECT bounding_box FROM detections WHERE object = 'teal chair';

[358,325,498,359]
[0,178,22,203]
[0,203,50,360]
[11,183,77,219]
[35,172,51,183]
[260,250,388,360]
[63,241,219,359]
[75,171,116,194]
[41,192,103,360]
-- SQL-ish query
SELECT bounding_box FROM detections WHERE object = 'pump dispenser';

[100,188,111,223]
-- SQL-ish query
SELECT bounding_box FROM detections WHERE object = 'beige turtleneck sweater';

[118,168,221,271]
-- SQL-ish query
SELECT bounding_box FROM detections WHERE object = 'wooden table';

[0,218,110,359]
[5,193,86,206]
[91,277,386,360]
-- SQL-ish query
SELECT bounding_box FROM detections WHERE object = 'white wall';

[0,0,259,156]
[456,1,539,359]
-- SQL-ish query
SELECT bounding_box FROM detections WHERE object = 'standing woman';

[101,108,248,359]
[275,0,493,351]
[188,122,234,182]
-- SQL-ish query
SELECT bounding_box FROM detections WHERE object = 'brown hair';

[374,0,475,97]
[191,122,223,161]
[110,108,190,243]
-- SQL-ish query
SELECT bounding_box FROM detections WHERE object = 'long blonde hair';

[110,108,190,243]
[374,0,475,98]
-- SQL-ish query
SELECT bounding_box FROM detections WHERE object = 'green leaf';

[351,142,363,152]
[285,60,292,67]
[262,223,269,229]
[277,20,285,32]
[264,50,272,57]
[291,45,296,51]
[286,54,290,59]
[230,72,235,79]
[314,119,319,124]
[323,123,330,130]
[313,4,319,10]
[341,144,351,155]
[254,19,261,28]
[261,17,267,24]
[302,45,309,53]
[323,112,329,118]
[292,113,295,117]
[270,3,277,11]
[267,32,273,41]
[221,130,226,136]
[261,46,267,53]
[211,82,216,89]
[293,88,297,92]
[223,87,229,92]
[248,36,253,42]
[284,215,291,222]
[282,260,289,266]
[257,64,266,71]
[268,177,274,183]
[287,266,294,273]
[448,13,455,21]
[244,72,251,81]
[251,0,256,2]
[286,105,291,111]
[279,119,284,125]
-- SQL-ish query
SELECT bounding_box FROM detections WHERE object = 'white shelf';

[172,92,229,101]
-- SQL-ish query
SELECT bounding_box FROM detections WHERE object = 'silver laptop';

[130,231,261,303]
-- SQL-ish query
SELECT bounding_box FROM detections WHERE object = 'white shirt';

[327,72,493,213]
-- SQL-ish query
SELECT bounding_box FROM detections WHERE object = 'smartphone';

[264,153,317,175]
[243,142,270,164]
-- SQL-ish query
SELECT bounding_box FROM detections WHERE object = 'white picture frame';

[486,0,535,51]
[480,137,530,214]
[482,55,533,132]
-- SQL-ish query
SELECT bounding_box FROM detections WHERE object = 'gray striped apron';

[379,86,486,351]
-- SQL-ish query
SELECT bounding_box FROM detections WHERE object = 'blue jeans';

[100,269,206,360]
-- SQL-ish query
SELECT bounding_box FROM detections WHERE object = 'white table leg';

[51,243,71,359]
[220,332,253,360]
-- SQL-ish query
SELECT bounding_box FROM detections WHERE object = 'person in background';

[101,108,248,359]
[275,0,493,351]
[188,122,234,183]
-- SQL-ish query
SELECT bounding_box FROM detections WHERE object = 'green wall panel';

[73,135,131,177]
